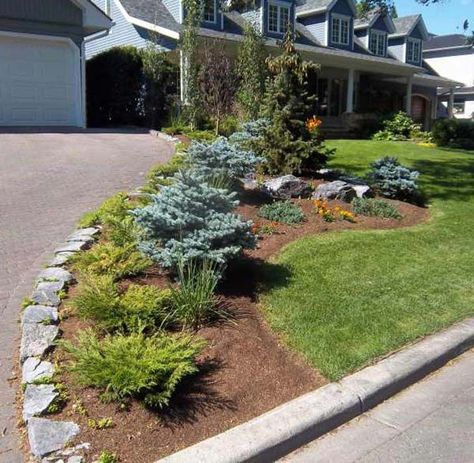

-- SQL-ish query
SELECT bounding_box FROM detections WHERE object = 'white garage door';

[0,33,82,127]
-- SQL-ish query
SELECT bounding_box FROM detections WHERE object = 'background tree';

[236,23,268,120]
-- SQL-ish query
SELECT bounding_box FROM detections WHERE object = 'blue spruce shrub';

[186,137,263,182]
[229,118,270,146]
[132,171,257,269]
[368,156,420,202]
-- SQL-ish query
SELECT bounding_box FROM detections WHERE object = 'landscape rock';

[67,457,83,463]
[312,181,357,202]
[67,227,99,241]
[23,384,58,421]
[37,280,64,292]
[352,184,373,198]
[21,324,59,362]
[49,252,74,267]
[37,267,73,284]
[22,358,54,384]
[28,417,80,457]
[54,241,88,254]
[31,288,60,307]
[22,305,58,324]
[263,175,312,199]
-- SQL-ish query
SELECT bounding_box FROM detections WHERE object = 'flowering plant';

[313,200,356,223]
[306,116,322,133]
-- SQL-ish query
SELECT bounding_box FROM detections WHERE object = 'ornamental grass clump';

[132,171,257,269]
[186,137,263,187]
[170,260,221,329]
[351,198,402,219]
[60,329,205,408]
[258,201,305,224]
[368,156,420,202]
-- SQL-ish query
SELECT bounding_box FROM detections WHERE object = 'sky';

[395,0,474,35]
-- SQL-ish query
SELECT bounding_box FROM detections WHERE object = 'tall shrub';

[236,23,268,120]
[258,30,333,174]
[132,171,256,269]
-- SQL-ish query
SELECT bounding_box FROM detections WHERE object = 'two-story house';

[85,0,461,131]
[424,34,474,119]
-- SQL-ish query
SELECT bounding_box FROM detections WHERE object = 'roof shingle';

[424,34,471,50]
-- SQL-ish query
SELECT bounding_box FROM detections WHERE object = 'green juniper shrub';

[144,153,188,193]
[60,329,206,407]
[351,198,402,219]
[258,201,305,224]
[186,137,264,187]
[132,171,257,269]
[432,118,474,150]
[372,111,421,141]
[218,115,240,137]
[170,260,220,329]
[367,156,420,202]
[70,273,172,333]
[96,451,118,463]
[71,242,152,280]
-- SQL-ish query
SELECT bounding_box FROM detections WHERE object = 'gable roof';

[118,0,180,33]
[296,0,357,17]
[354,9,395,33]
[424,34,472,51]
[390,14,428,40]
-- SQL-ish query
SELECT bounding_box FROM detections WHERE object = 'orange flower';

[306,116,323,132]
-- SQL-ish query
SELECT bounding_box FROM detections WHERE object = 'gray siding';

[410,23,423,40]
[241,7,262,32]
[372,15,387,32]
[300,13,327,45]
[162,0,181,23]
[86,0,176,58]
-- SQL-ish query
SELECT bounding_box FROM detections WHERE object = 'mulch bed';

[44,187,429,462]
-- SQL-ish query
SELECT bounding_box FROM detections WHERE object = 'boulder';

[22,358,54,384]
[312,181,357,202]
[54,241,88,254]
[31,288,60,307]
[23,384,58,421]
[37,268,73,284]
[352,184,373,198]
[22,306,58,325]
[20,324,59,362]
[50,252,75,267]
[263,175,312,199]
[28,418,80,457]
[67,228,99,243]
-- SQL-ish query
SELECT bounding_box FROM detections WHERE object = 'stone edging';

[20,227,100,462]
[156,318,474,463]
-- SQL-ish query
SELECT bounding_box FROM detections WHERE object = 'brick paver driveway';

[0,129,173,462]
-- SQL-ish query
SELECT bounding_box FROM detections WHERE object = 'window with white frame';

[407,38,421,63]
[203,0,217,23]
[369,30,386,56]
[331,14,350,45]
[268,2,290,34]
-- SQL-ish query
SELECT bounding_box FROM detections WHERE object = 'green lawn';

[262,141,474,381]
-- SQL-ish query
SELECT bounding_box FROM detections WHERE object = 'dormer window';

[203,0,217,23]
[331,14,350,45]
[268,1,290,34]
[369,30,386,56]
[407,37,421,63]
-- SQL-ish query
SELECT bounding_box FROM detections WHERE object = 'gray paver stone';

[31,288,60,307]
[22,305,58,324]
[22,357,54,384]
[54,241,89,253]
[23,384,58,422]
[49,252,75,267]
[21,324,59,361]
[37,268,73,284]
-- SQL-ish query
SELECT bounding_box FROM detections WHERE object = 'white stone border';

[20,227,100,462]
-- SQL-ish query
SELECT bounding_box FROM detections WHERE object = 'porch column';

[346,69,355,113]
[448,88,455,119]
[405,75,413,116]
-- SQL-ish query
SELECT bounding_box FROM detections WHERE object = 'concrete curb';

[157,318,474,463]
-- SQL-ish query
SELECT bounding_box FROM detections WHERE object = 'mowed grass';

[262,141,474,381]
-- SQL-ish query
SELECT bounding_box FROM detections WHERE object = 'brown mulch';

[42,188,429,463]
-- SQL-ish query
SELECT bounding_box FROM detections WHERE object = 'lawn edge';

[157,317,474,463]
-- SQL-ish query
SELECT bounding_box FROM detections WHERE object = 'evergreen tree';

[236,23,268,120]
[258,29,333,174]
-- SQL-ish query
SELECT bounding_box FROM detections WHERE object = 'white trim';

[114,0,180,40]
[0,31,84,127]
[424,44,472,53]
[80,41,87,128]
[331,13,350,46]
[324,12,328,46]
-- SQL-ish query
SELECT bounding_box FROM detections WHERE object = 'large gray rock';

[28,417,80,457]
[23,384,58,421]
[67,227,99,243]
[22,305,58,325]
[22,358,54,384]
[37,267,73,284]
[352,184,373,199]
[31,287,60,307]
[21,324,59,362]
[312,181,357,202]
[263,175,312,199]
[50,252,75,267]
[54,241,89,254]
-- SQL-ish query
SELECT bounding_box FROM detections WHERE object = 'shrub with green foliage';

[432,118,474,150]
[372,111,421,141]
[70,273,173,333]
[170,260,220,329]
[143,154,188,193]
[186,137,263,185]
[368,156,420,201]
[258,201,305,224]
[61,329,205,407]
[229,118,269,148]
[133,171,256,269]
[71,242,151,280]
[351,197,402,219]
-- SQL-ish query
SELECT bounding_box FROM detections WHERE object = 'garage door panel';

[0,34,81,127]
